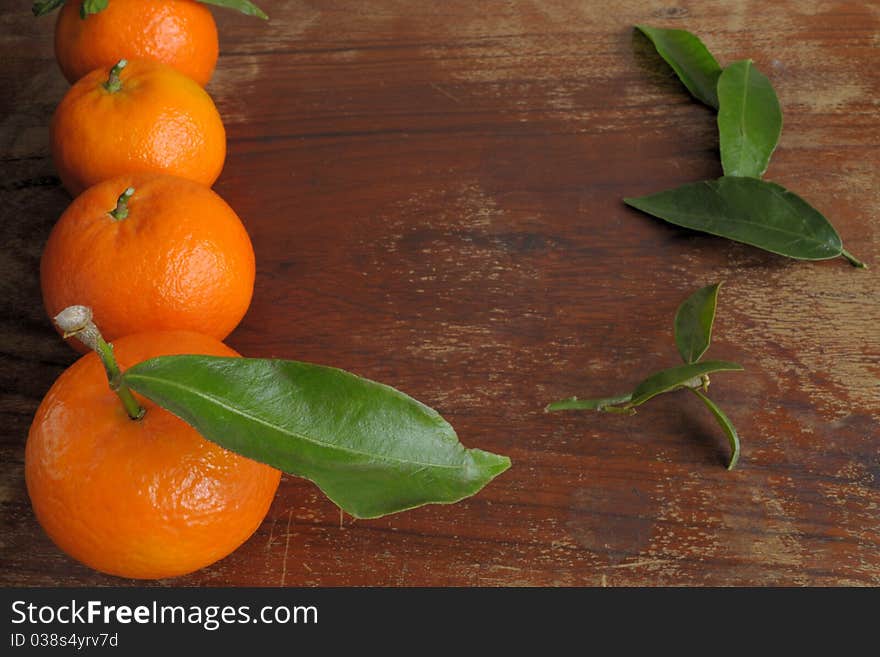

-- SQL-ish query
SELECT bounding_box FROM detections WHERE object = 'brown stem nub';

[103,59,128,93]
[54,305,145,420]
[109,187,135,221]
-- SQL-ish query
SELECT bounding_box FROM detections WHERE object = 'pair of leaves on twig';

[629,26,865,268]
[547,284,742,470]
[634,26,779,176]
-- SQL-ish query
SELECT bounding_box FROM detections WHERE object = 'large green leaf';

[717,60,782,177]
[625,176,864,265]
[123,356,510,519]
[635,25,723,108]
[674,283,721,364]
[629,360,743,406]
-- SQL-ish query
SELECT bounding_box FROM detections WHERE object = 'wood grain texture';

[1,0,878,586]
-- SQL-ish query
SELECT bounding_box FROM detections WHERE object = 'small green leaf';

[80,0,108,18]
[674,283,721,364]
[625,177,864,265]
[199,0,268,19]
[689,388,740,470]
[32,0,65,16]
[546,393,634,413]
[629,360,743,406]
[717,60,783,177]
[123,355,510,519]
[635,25,723,108]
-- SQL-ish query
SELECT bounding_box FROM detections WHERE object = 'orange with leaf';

[26,311,281,579]
[34,0,268,86]
[26,303,510,578]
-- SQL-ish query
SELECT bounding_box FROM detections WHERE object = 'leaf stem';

[54,306,145,420]
[600,404,638,415]
[109,187,135,221]
[840,248,867,269]
[545,398,593,411]
[103,59,127,93]
[545,393,633,413]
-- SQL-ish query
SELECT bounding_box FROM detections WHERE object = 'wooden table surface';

[2,1,878,587]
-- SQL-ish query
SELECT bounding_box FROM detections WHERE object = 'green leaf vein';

[126,372,463,470]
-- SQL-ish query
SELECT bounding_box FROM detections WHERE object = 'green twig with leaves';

[547,283,743,470]
[629,25,865,269]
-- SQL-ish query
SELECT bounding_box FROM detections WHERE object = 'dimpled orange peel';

[50,58,226,196]
[41,174,255,351]
[54,0,220,86]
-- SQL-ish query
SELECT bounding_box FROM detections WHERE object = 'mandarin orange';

[54,0,219,86]
[50,59,225,196]
[41,174,255,351]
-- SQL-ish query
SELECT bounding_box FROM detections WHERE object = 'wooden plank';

[1,0,877,586]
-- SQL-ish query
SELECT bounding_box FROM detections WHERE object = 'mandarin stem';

[103,59,127,93]
[53,305,145,420]
[93,334,145,420]
[109,187,135,221]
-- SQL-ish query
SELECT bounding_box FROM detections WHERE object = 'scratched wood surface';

[1,0,878,586]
